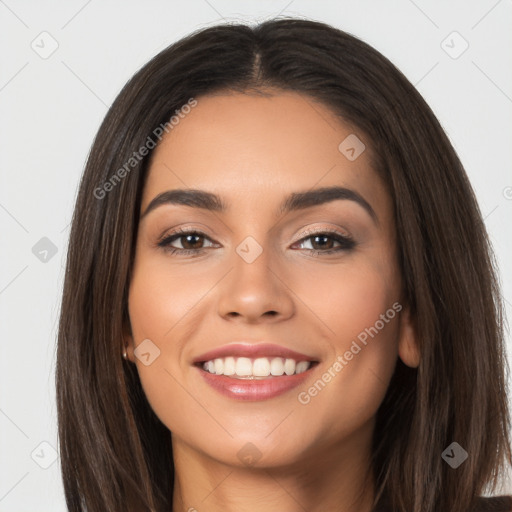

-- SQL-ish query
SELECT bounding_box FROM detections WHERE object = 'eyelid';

[293,225,353,242]
[156,224,213,242]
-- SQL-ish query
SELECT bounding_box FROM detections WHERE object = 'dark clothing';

[373,495,512,511]
[471,497,512,512]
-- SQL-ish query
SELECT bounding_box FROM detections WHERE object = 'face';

[124,90,418,470]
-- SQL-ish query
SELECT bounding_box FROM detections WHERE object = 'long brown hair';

[56,17,512,511]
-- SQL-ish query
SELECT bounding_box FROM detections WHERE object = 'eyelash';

[157,227,356,257]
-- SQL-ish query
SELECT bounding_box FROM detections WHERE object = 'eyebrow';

[141,186,378,223]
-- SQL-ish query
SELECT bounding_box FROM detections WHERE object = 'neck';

[171,420,376,512]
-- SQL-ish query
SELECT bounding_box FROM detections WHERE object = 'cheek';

[126,258,196,420]
[128,257,202,337]
[295,254,400,350]
[290,257,401,434]
[126,254,234,439]
[127,252,221,364]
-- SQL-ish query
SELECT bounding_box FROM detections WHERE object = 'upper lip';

[192,343,318,364]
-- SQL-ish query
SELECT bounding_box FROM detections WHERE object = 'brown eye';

[293,231,356,255]
[309,234,336,251]
[157,229,216,254]
[174,233,204,250]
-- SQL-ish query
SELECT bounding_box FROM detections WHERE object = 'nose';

[216,243,295,324]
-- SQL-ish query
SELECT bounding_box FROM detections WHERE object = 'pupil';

[313,235,332,250]
[184,234,202,249]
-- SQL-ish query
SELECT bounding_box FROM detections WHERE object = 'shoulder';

[470,496,512,512]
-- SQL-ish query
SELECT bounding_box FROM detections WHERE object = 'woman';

[56,17,512,512]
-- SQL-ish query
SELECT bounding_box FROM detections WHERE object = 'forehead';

[142,91,388,218]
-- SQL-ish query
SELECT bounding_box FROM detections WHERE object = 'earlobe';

[397,306,420,368]
[122,320,134,363]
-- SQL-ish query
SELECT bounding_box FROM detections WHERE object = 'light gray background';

[1,1,511,510]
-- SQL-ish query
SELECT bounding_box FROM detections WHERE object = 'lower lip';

[197,366,314,401]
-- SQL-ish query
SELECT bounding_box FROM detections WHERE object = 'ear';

[122,317,135,363]
[397,305,420,368]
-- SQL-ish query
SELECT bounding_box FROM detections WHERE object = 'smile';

[193,343,319,401]
[200,356,312,378]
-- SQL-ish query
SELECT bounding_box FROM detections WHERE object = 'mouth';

[196,356,317,379]
[193,344,319,401]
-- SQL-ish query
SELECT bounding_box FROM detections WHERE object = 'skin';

[123,90,419,512]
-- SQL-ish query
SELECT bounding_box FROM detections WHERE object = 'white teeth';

[284,358,296,375]
[253,358,270,377]
[296,361,310,374]
[235,357,252,376]
[214,358,224,375]
[201,356,312,378]
[270,357,284,376]
[223,357,235,375]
